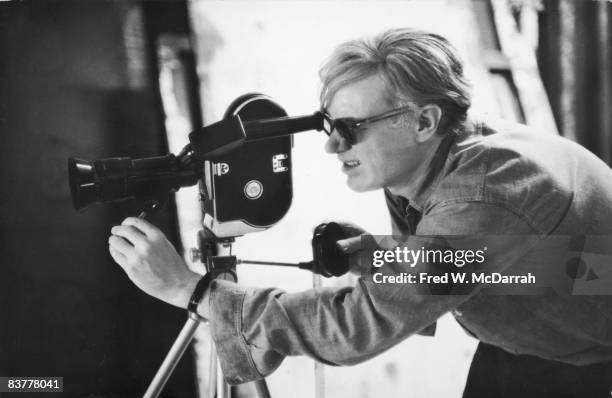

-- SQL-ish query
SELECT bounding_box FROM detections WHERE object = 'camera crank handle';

[236,259,312,268]
[235,259,338,275]
[237,222,350,277]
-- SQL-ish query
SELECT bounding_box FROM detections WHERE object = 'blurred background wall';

[537,0,611,161]
[0,0,610,397]
[0,1,196,396]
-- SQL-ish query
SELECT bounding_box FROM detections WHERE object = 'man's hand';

[333,222,373,276]
[108,217,201,309]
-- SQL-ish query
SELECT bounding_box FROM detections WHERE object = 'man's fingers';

[121,217,159,238]
[321,220,367,238]
[108,235,134,254]
[336,236,362,254]
[336,221,367,237]
[109,245,127,266]
[336,235,377,276]
[111,225,147,247]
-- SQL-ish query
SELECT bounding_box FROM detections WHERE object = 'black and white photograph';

[1,0,612,397]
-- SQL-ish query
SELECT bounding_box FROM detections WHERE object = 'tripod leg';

[253,379,271,398]
[206,340,232,398]
[210,347,272,398]
[208,339,218,398]
[143,315,202,398]
[314,362,325,398]
[216,358,231,398]
[313,274,325,398]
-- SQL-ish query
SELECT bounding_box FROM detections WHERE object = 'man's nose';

[324,131,351,154]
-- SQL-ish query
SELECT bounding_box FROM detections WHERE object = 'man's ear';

[416,104,442,143]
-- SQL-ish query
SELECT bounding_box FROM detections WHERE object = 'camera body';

[200,94,293,237]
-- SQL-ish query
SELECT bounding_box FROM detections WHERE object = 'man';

[108,28,612,397]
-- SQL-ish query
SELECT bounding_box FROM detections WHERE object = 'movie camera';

[68,94,350,398]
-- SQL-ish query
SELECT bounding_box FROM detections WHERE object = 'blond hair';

[320,28,471,133]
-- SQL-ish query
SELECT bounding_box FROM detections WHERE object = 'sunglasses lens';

[335,120,354,143]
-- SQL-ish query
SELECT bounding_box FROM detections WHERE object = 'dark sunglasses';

[321,104,415,144]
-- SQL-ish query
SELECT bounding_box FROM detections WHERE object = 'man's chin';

[346,178,377,193]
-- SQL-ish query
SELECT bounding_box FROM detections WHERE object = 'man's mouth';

[342,160,361,171]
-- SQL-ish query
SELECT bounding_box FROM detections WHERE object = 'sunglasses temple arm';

[242,112,324,141]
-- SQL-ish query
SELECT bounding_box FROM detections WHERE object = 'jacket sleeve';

[207,201,540,385]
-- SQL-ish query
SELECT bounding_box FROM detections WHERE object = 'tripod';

[142,228,265,398]
[141,224,338,398]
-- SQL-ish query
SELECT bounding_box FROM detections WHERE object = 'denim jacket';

[205,117,612,385]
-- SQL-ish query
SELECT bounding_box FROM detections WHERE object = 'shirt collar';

[398,119,477,213]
